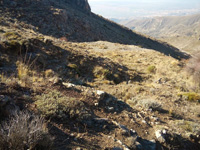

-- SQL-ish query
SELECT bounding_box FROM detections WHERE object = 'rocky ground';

[0,0,200,150]
[0,25,200,149]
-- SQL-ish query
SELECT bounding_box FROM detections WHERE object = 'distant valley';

[120,13,200,54]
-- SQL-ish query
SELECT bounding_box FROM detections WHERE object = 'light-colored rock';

[96,90,105,96]
[155,130,166,143]
[96,90,106,101]
[63,82,76,88]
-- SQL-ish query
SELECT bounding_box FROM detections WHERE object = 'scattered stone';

[142,120,147,124]
[96,90,106,101]
[155,130,167,143]
[107,106,114,112]
[63,82,76,88]
[49,77,62,84]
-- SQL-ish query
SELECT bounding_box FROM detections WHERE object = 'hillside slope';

[0,0,189,59]
[0,0,200,150]
[123,14,200,54]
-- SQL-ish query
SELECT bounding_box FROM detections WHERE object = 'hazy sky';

[88,0,200,19]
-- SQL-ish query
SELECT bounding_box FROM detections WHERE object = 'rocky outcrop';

[1,0,91,12]
[68,0,91,12]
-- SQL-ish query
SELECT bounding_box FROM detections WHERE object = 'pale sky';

[88,0,200,19]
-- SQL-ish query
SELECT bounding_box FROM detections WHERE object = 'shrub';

[136,99,162,111]
[34,90,92,121]
[0,111,52,150]
[147,65,156,73]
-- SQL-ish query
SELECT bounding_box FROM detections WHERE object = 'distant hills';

[121,13,200,54]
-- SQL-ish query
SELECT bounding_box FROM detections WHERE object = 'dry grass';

[0,111,52,150]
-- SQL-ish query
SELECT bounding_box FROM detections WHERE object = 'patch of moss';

[178,92,200,102]
[3,32,20,40]
[147,65,156,73]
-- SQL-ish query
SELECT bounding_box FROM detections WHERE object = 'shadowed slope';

[0,0,190,59]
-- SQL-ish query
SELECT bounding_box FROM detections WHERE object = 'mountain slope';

[0,0,190,59]
[124,14,200,38]
[123,14,200,54]
[0,0,200,149]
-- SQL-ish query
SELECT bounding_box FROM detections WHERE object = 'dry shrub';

[35,90,92,121]
[135,99,162,111]
[186,53,200,86]
[0,111,53,150]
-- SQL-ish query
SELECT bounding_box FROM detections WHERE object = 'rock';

[155,130,166,143]
[135,141,143,149]
[96,90,106,101]
[63,82,76,88]
[49,77,62,84]
[44,38,52,45]
[69,0,91,12]
[107,106,114,112]
[142,120,147,124]
[116,140,130,150]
